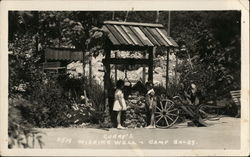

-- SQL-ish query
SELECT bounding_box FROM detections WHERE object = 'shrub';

[8,96,44,148]
[154,83,181,99]
[22,79,72,128]
[57,74,104,112]
[10,71,105,129]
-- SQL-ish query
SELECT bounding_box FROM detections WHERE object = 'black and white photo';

[0,0,249,156]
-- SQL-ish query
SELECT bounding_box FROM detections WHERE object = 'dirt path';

[35,117,240,149]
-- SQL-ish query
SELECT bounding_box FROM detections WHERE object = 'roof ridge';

[47,47,81,51]
[104,21,164,28]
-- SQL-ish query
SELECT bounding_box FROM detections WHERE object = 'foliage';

[9,73,104,129]
[9,11,38,41]
[8,97,44,148]
[177,28,240,102]
[154,83,181,100]
[57,74,106,125]
[8,30,47,148]
[8,11,108,127]
[169,11,241,109]
[25,79,72,127]
[8,33,44,97]
[8,11,241,133]
[8,32,69,127]
[65,99,99,125]
[171,11,240,57]
[38,12,86,49]
[57,74,105,110]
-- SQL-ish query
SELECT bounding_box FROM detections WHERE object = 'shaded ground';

[35,117,239,149]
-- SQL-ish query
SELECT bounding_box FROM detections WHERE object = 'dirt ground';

[31,116,240,149]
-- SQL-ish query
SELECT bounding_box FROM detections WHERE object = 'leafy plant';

[57,74,104,111]
[8,97,44,148]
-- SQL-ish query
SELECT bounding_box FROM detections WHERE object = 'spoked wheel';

[155,99,179,128]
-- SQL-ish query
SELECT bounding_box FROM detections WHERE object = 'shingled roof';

[102,21,178,48]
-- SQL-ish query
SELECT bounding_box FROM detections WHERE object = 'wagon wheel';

[155,99,179,128]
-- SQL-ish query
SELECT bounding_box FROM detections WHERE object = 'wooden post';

[125,11,129,22]
[44,53,47,63]
[84,90,89,106]
[148,47,154,82]
[175,51,178,84]
[112,11,115,20]
[58,21,61,48]
[166,11,171,89]
[166,48,170,89]
[142,51,146,83]
[156,11,160,23]
[115,51,117,83]
[104,48,111,107]
[168,11,171,36]
[35,11,39,55]
[82,51,85,77]
[103,46,111,126]
[89,53,92,87]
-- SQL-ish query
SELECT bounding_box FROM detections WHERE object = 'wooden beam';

[104,47,111,110]
[103,58,150,65]
[175,51,178,84]
[156,11,160,23]
[82,51,85,76]
[110,45,150,51]
[89,54,92,87]
[142,51,146,83]
[148,47,154,82]
[168,11,171,36]
[104,21,164,28]
[166,48,170,89]
[35,35,39,55]
[103,46,112,126]
[115,52,117,83]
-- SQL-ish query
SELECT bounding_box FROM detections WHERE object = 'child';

[145,82,157,129]
[113,80,127,129]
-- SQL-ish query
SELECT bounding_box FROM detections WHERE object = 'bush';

[57,74,104,111]
[8,96,44,148]
[154,83,181,99]
[175,30,240,116]
[21,79,72,128]
[9,70,105,129]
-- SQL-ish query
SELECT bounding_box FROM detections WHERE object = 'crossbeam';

[104,21,164,28]
[103,58,150,65]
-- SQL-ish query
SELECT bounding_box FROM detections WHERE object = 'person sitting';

[145,82,157,129]
[173,83,207,127]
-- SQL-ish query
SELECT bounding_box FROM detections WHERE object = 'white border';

[0,0,249,156]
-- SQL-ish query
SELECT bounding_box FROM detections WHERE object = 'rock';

[154,67,163,74]
[124,96,148,128]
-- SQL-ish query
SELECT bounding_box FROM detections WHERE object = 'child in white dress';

[113,80,127,129]
[145,82,157,129]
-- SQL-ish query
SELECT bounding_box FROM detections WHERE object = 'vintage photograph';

[0,0,249,156]
[7,10,242,150]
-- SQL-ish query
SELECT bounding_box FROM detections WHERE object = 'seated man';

[173,83,207,127]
